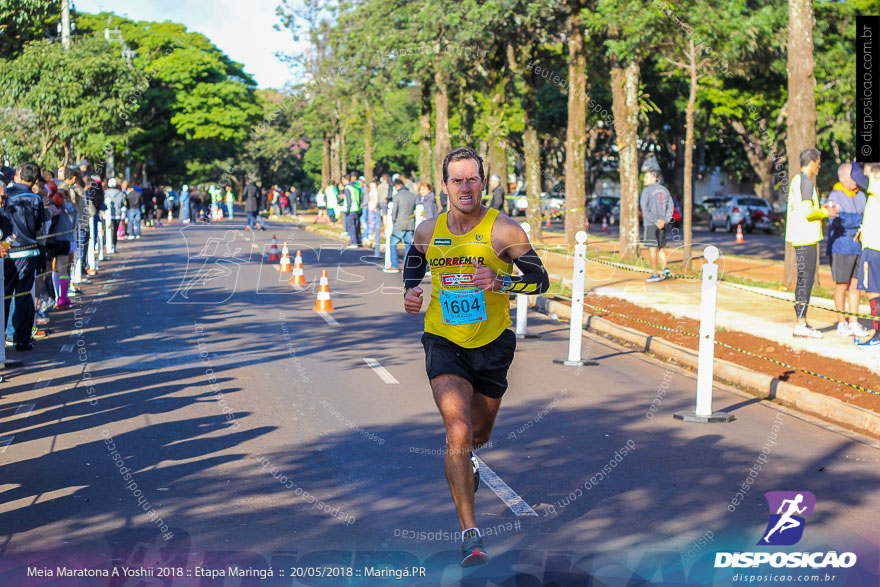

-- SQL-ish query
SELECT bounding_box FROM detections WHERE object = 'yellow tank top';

[424,208,513,348]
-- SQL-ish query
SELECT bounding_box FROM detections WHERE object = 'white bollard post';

[383,202,395,272]
[554,231,598,367]
[515,222,540,339]
[674,245,734,423]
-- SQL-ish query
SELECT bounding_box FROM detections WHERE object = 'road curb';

[528,296,880,438]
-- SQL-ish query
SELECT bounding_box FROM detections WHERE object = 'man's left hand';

[473,260,500,291]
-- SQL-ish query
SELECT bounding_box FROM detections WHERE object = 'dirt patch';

[560,294,880,413]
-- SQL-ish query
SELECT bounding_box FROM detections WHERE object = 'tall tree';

[593,0,661,258]
[564,0,589,245]
[496,0,566,243]
[784,0,817,289]
[655,0,762,269]
[0,36,140,169]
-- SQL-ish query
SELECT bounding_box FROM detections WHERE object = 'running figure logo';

[758,491,816,546]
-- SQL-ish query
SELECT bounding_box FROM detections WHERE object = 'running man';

[402,147,549,567]
[762,493,807,543]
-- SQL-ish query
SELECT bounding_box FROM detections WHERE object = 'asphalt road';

[0,219,877,586]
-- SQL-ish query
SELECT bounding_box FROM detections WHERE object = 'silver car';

[708,194,774,234]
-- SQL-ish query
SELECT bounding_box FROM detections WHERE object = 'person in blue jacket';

[3,163,45,350]
[827,163,869,337]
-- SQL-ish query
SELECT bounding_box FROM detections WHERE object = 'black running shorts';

[421,329,517,399]
[643,224,667,248]
[830,253,860,284]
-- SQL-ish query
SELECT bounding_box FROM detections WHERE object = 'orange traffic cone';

[268,235,280,262]
[544,214,551,228]
[290,250,307,286]
[278,242,292,272]
[313,269,334,311]
[601,216,608,231]
[585,216,590,231]
[735,224,745,244]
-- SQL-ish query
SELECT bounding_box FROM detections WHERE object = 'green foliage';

[0,35,140,167]
[73,12,261,184]
[0,0,60,59]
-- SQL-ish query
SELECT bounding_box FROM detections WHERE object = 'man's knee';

[446,419,472,451]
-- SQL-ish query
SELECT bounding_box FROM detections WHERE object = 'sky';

[75,0,304,89]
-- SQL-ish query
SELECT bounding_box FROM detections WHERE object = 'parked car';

[589,195,620,223]
[506,192,565,217]
[694,196,726,222]
[708,194,774,233]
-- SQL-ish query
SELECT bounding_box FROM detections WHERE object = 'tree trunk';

[419,82,433,185]
[564,4,588,245]
[488,71,508,194]
[508,43,543,242]
[784,0,817,290]
[364,99,374,185]
[460,82,475,148]
[683,39,697,271]
[330,134,340,184]
[340,129,347,179]
[611,59,641,259]
[433,69,452,198]
[322,132,330,188]
[522,71,543,242]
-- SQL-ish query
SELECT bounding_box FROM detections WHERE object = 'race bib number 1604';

[439,288,487,325]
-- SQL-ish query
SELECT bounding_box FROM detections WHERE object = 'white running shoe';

[836,322,850,336]
[793,323,823,339]
[849,322,871,337]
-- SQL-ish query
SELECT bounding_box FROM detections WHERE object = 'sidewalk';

[533,230,879,377]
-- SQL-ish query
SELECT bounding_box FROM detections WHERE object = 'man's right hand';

[404,286,424,314]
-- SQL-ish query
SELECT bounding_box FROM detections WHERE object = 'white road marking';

[13,404,34,416]
[32,379,51,389]
[60,344,74,352]
[316,311,339,325]
[0,436,13,453]
[85,306,97,314]
[474,455,538,517]
[363,358,399,384]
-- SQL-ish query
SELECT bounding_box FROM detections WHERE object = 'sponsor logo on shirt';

[433,238,452,246]
[441,273,475,287]
[429,256,486,268]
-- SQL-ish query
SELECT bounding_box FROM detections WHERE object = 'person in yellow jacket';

[402,148,549,567]
[785,148,838,338]
[850,161,880,349]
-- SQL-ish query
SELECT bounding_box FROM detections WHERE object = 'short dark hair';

[349,171,359,180]
[17,162,41,184]
[799,148,821,168]
[393,178,405,188]
[442,147,484,184]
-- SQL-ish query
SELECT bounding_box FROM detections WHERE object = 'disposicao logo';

[759,491,814,546]
[715,491,857,570]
